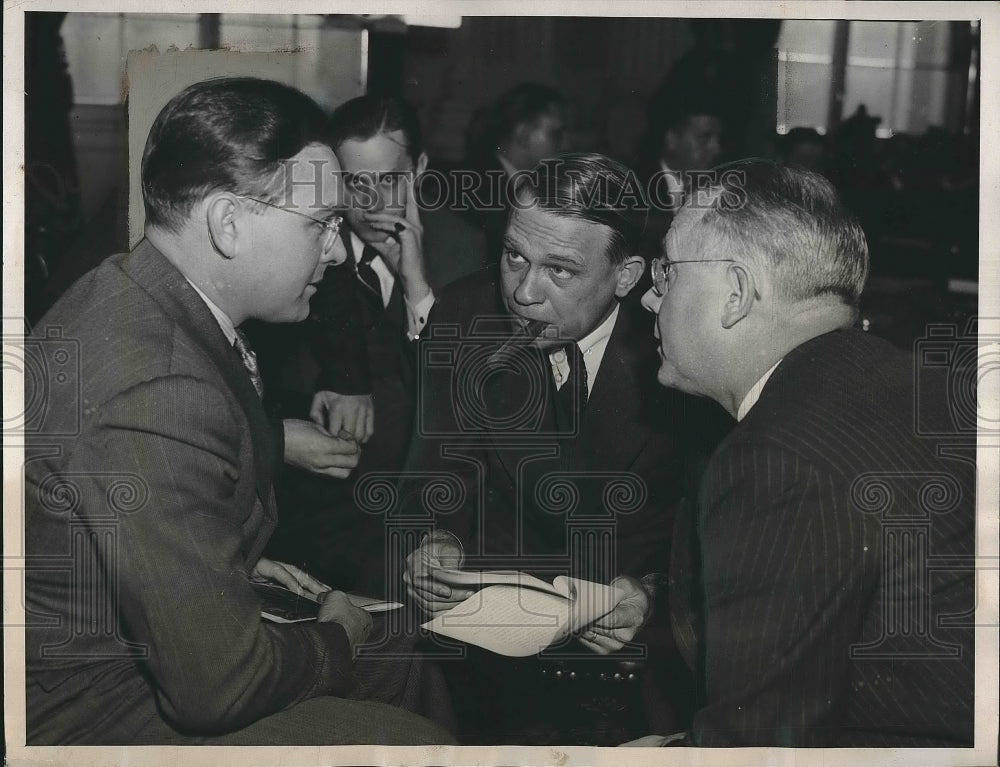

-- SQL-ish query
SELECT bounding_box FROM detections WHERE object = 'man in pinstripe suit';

[23,78,453,745]
[635,160,974,746]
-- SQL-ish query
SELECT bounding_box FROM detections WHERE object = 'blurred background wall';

[26,12,980,342]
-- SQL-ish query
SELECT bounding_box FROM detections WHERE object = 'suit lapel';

[124,241,278,509]
[576,303,655,472]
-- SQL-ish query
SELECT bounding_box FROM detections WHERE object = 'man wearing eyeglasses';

[23,78,454,746]
[399,153,729,742]
[632,160,974,746]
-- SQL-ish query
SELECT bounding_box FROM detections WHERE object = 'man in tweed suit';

[635,160,974,746]
[23,78,453,745]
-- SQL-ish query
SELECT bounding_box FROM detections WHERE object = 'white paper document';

[422,570,619,656]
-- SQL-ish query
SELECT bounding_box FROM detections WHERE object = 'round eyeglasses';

[650,257,737,296]
[240,195,343,254]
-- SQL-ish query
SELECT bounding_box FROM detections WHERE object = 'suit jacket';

[24,241,355,743]
[421,207,489,292]
[398,267,727,585]
[670,329,975,746]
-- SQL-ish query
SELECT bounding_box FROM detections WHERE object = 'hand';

[578,575,652,654]
[282,418,360,479]
[363,176,431,305]
[251,557,330,598]
[402,533,474,616]
[317,589,373,654]
[310,391,374,444]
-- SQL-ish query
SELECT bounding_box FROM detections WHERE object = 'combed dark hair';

[639,86,724,171]
[141,77,327,231]
[326,95,423,163]
[466,82,564,165]
[513,153,648,266]
[692,159,869,306]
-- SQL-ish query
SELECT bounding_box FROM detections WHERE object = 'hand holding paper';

[421,571,619,656]
[577,575,652,654]
[403,532,473,615]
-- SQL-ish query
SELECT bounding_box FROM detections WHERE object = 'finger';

[321,437,362,457]
[283,565,330,596]
[405,175,421,225]
[349,408,365,444]
[268,562,305,594]
[362,406,375,443]
[592,627,635,651]
[593,608,641,632]
[590,633,626,653]
[326,410,346,437]
[313,465,353,479]
[309,397,326,426]
[411,575,454,600]
[364,212,422,236]
[578,635,612,655]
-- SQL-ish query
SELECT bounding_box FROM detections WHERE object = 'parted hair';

[141,77,328,231]
[326,95,424,164]
[691,159,869,306]
[512,152,648,266]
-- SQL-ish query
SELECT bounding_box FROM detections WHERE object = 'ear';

[721,262,755,329]
[415,151,429,176]
[614,255,646,298]
[664,129,679,156]
[205,193,241,260]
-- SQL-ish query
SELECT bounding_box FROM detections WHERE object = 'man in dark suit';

[398,154,726,741]
[634,160,974,746]
[636,89,724,263]
[459,83,567,260]
[260,96,488,590]
[23,77,453,745]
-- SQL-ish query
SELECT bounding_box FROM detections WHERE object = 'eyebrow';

[543,253,584,267]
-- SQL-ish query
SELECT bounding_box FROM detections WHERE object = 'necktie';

[356,246,384,313]
[233,328,264,399]
[554,343,588,432]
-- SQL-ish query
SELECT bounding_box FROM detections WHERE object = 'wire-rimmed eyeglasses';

[240,195,343,253]
[650,257,737,297]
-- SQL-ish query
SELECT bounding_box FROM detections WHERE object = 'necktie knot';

[233,329,265,399]
[356,246,384,309]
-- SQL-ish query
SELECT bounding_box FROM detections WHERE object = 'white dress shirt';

[737,359,783,421]
[658,160,685,211]
[185,278,237,345]
[548,304,619,398]
[350,231,435,339]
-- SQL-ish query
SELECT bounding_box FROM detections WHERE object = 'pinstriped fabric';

[672,330,974,746]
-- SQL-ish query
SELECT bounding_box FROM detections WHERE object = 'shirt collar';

[184,277,237,345]
[351,231,367,264]
[659,160,685,197]
[577,304,619,357]
[737,359,783,422]
[497,152,519,178]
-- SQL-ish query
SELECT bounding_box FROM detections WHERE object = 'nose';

[324,233,348,267]
[640,287,662,314]
[511,267,544,307]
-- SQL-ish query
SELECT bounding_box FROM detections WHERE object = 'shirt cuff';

[405,290,436,340]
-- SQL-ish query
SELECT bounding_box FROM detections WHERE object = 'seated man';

[635,160,974,746]
[24,77,453,746]
[261,95,488,591]
[398,153,729,742]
